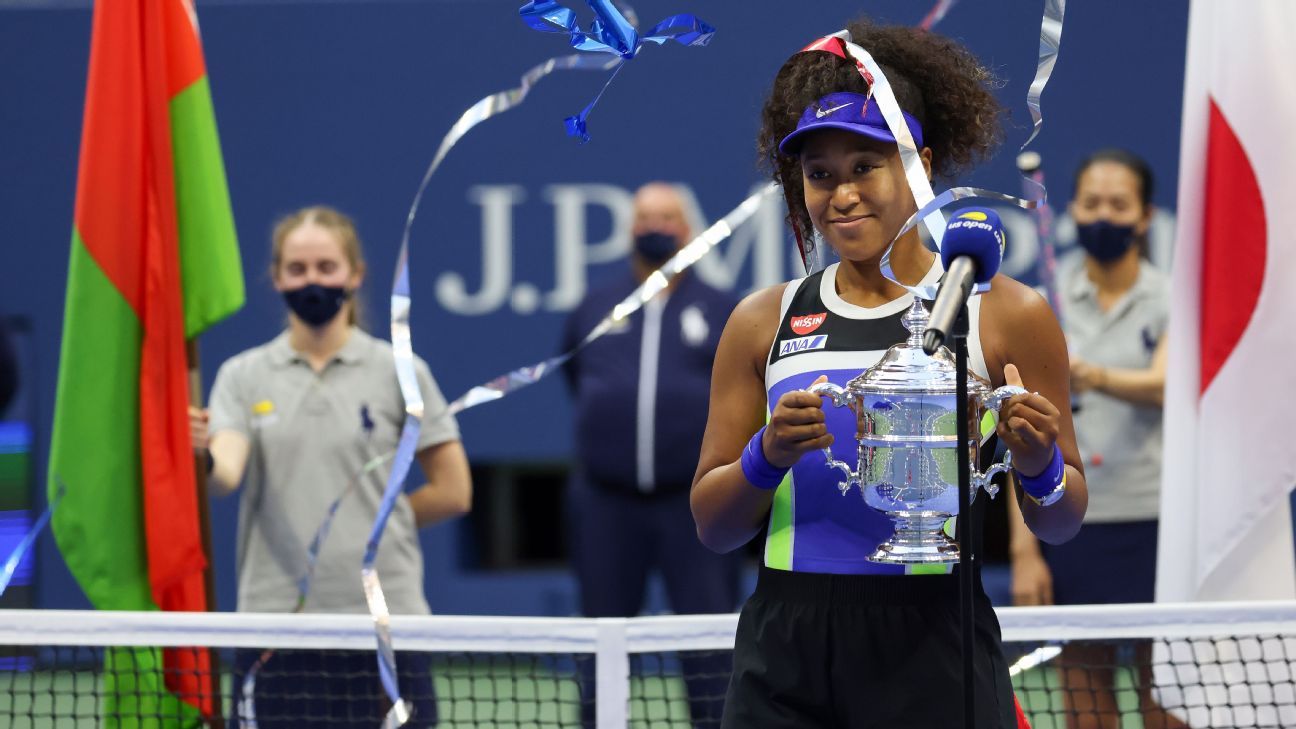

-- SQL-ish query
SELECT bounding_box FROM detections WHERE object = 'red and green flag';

[49,0,242,721]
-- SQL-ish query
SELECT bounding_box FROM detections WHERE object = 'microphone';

[922,207,1005,355]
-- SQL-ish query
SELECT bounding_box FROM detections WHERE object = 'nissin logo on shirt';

[778,335,828,357]
[790,312,827,335]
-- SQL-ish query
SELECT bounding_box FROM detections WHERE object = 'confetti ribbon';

[1018,0,1067,321]
[919,0,959,31]
[447,184,778,416]
[358,41,648,728]
[407,54,620,233]
[0,480,63,598]
[1022,0,1066,154]
[236,452,393,727]
[1018,150,1064,321]
[518,0,715,141]
[360,237,430,727]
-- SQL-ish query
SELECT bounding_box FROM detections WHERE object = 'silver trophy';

[808,299,1025,564]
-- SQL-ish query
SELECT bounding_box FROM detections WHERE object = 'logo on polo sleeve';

[251,399,278,428]
[681,305,709,347]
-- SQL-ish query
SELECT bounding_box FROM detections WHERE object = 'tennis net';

[0,601,1293,727]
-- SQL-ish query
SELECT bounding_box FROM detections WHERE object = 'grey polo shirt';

[208,328,460,614]
[1061,260,1168,523]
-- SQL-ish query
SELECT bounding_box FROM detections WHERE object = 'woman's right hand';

[762,375,834,469]
[189,406,209,451]
[1070,356,1105,394]
[1011,550,1055,606]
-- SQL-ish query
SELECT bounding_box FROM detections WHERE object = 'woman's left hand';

[997,363,1061,477]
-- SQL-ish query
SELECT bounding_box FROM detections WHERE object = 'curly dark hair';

[758,18,1005,246]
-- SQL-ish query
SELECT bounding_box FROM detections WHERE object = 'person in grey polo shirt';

[1008,151,1185,729]
[191,206,470,727]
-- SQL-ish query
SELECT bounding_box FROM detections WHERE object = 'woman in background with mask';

[1009,150,1183,728]
[191,205,471,727]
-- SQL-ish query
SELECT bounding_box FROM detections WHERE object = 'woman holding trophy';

[690,18,1088,728]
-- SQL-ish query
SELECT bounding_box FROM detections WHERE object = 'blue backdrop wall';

[0,0,1188,615]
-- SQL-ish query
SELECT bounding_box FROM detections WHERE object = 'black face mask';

[282,284,350,327]
[1076,220,1137,263]
[633,231,679,264]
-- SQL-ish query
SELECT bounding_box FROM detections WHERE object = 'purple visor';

[778,91,924,155]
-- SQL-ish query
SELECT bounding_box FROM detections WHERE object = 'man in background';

[562,182,740,726]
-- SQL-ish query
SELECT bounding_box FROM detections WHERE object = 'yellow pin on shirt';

[252,400,274,416]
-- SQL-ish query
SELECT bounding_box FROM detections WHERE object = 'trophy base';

[867,513,960,565]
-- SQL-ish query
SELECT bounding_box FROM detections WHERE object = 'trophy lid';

[845,298,989,395]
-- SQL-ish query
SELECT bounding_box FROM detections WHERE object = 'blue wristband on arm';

[1016,444,1066,505]
[741,426,789,490]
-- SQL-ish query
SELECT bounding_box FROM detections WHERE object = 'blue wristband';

[1016,444,1065,500]
[741,426,789,490]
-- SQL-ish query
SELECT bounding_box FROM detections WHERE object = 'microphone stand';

[952,303,976,729]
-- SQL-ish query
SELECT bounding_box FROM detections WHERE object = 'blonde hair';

[270,205,367,327]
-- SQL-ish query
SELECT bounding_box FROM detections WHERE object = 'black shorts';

[1042,519,1158,605]
[721,566,1018,729]
[230,649,437,728]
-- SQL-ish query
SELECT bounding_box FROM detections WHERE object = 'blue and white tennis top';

[762,262,990,575]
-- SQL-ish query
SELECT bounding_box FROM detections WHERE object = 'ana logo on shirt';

[777,335,828,357]
[790,312,827,335]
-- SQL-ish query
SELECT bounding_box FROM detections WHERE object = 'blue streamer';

[564,63,625,143]
[639,13,716,47]
[520,1,578,34]
[520,0,639,56]
[518,1,714,141]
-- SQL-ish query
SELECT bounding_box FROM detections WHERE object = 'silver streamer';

[1017,0,1067,320]
[1022,0,1066,153]
[366,51,620,727]
[1018,151,1064,322]
[447,183,779,415]
[237,452,393,727]
[919,0,959,31]
[888,185,1042,295]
